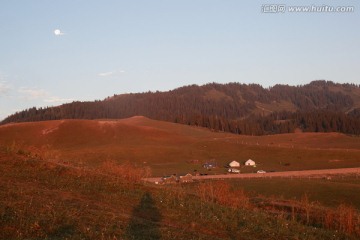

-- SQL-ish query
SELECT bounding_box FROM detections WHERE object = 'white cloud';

[17,87,73,105]
[0,81,11,95]
[98,71,115,77]
[97,70,125,77]
[0,72,12,96]
[44,97,74,103]
[18,87,49,99]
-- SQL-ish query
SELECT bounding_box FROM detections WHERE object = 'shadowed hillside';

[2,81,360,135]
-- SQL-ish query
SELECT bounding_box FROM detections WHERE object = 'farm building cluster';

[226,159,257,173]
[157,159,261,184]
[202,159,256,171]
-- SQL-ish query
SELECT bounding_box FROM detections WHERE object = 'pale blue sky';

[0,0,359,120]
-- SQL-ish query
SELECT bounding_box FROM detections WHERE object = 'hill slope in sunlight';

[1,116,360,176]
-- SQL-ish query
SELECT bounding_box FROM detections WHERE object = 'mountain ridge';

[2,80,360,135]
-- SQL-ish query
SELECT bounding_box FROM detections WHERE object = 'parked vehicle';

[228,168,240,173]
[257,170,266,173]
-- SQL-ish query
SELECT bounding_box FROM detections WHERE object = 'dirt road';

[143,167,360,183]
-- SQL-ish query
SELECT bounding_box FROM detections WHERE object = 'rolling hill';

[2,80,360,135]
[1,116,359,176]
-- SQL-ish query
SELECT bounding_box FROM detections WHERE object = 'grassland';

[1,117,360,239]
[227,176,360,209]
[0,116,359,176]
[1,149,359,239]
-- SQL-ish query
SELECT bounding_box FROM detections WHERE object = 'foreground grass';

[0,148,359,239]
[227,176,360,210]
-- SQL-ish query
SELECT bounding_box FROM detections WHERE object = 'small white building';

[229,160,240,168]
[245,159,256,166]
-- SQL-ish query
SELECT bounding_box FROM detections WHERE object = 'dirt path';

[143,167,360,183]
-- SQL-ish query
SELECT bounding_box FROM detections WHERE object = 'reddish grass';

[197,181,250,209]
[252,193,360,237]
[0,119,359,176]
[1,146,359,239]
[99,160,152,183]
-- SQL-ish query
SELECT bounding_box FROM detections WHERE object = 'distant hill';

[2,80,360,135]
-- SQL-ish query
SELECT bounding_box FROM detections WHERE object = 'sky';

[0,0,359,120]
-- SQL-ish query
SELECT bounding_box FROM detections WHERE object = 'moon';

[54,29,62,36]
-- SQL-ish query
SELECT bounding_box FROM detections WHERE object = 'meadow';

[1,148,359,239]
[0,117,359,176]
[227,176,360,209]
[0,117,360,239]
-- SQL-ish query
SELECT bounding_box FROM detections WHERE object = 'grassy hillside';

[228,176,360,209]
[1,149,358,239]
[0,116,360,176]
[1,117,360,239]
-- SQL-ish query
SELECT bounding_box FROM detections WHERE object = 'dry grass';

[1,117,360,177]
[249,193,360,237]
[1,117,360,238]
[0,148,358,239]
[99,160,152,183]
[197,181,250,209]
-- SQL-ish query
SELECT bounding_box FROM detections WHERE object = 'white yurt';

[245,159,256,166]
[229,160,240,168]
